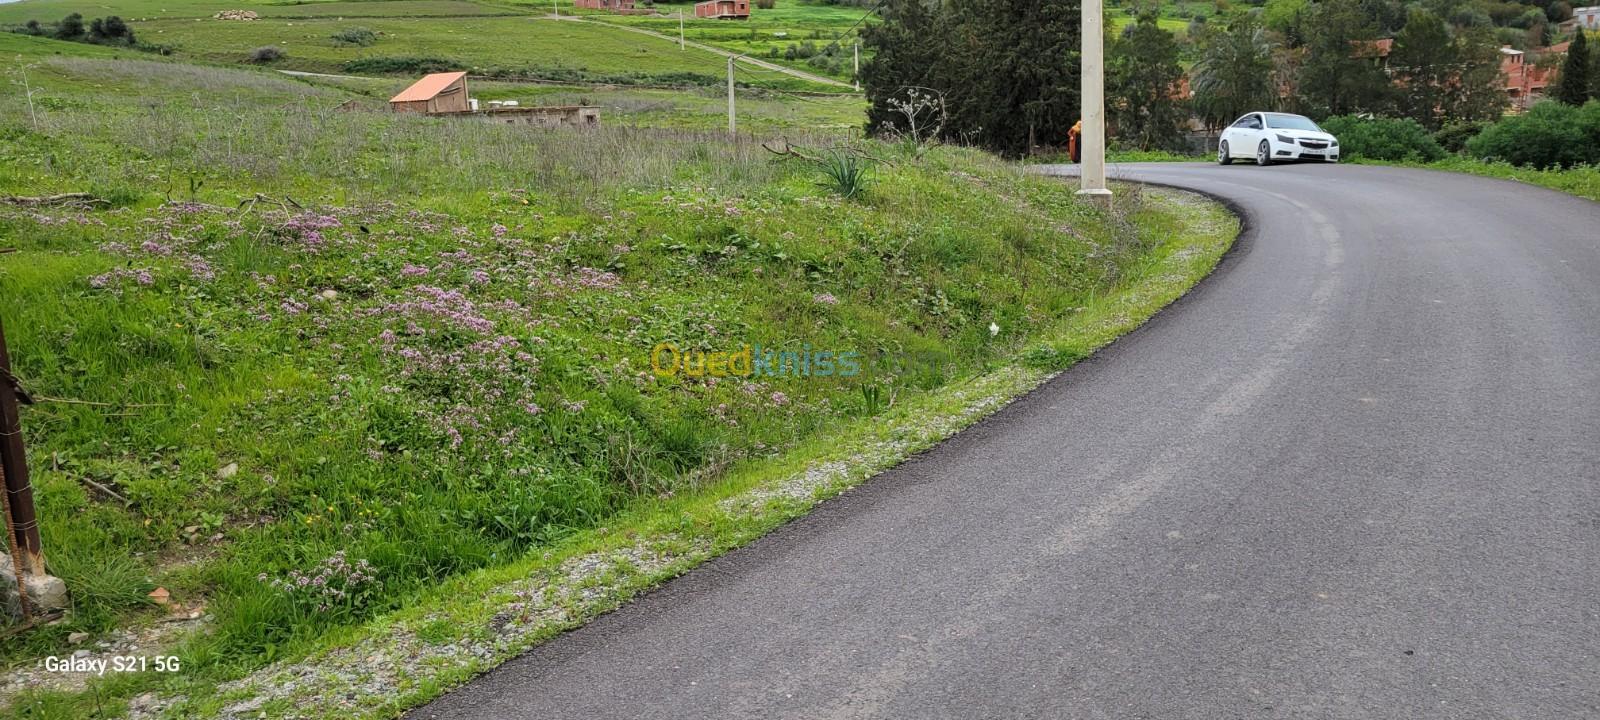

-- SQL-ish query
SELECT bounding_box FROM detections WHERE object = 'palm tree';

[1190,16,1280,132]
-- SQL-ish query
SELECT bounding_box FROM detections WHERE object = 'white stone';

[25,573,68,612]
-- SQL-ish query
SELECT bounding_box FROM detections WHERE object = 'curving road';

[413,164,1600,719]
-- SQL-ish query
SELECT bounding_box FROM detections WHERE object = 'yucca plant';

[814,148,871,200]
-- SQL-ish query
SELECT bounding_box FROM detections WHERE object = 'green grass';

[1356,156,1600,203]
[0,43,1234,720]
[0,0,508,23]
[584,0,874,81]
[128,13,837,89]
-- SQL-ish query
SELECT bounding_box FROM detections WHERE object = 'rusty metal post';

[2,458,34,622]
[0,317,43,576]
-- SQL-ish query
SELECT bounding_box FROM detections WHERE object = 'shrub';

[55,12,85,39]
[330,27,377,47]
[1465,100,1600,169]
[1433,120,1491,155]
[756,0,775,8]
[1319,115,1446,161]
[342,56,466,75]
[87,15,135,45]
[248,46,286,63]
[813,149,870,199]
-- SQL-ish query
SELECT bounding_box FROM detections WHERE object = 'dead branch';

[79,477,131,506]
[30,394,166,409]
[1,193,107,209]
[236,193,304,216]
[761,139,824,163]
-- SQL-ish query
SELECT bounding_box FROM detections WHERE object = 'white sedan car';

[1218,112,1339,166]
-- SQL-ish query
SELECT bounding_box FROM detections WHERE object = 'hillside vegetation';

[0,0,870,91]
[0,35,1235,718]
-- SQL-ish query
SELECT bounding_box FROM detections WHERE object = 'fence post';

[0,317,43,576]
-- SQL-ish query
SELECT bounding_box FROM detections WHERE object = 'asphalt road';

[413,163,1600,719]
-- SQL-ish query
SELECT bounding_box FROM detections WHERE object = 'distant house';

[1500,44,1562,111]
[389,72,470,115]
[695,0,750,19]
[1575,6,1600,30]
[1351,38,1394,67]
[573,0,635,10]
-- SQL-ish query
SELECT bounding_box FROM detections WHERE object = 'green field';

[0,0,863,91]
[583,0,874,81]
[0,0,508,22]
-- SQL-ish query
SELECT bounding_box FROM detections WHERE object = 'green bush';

[248,45,285,63]
[1319,115,1446,161]
[342,56,465,75]
[1465,100,1600,169]
[1433,120,1491,154]
[330,27,377,47]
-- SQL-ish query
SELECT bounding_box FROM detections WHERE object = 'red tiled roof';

[1351,38,1394,58]
[390,72,468,103]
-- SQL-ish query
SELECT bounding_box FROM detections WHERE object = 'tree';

[1387,10,1507,128]
[861,0,949,138]
[1107,13,1188,150]
[1590,36,1600,100]
[1450,27,1511,121]
[1296,0,1395,117]
[54,13,85,40]
[1389,9,1456,128]
[861,0,1080,156]
[1190,15,1278,130]
[940,0,1081,155]
[1554,30,1591,105]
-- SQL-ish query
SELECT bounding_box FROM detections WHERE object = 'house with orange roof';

[389,72,470,115]
[1500,43,1567,111]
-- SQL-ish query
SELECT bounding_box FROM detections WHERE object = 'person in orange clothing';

[1068,120,1082,163]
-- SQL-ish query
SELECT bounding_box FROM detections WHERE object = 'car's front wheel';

[1217,141,1232,165]
[1256,140,1272,166]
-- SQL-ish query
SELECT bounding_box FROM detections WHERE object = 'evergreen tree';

[1108,13,1188,150]
[1296,0,1395,116]
[1390,9,1456,128]
[1590,36,1600,100]
[55,12,85,39]
[1554,30,1591,105]
[861,0,949,138]
[861,0,1080,156]
[1190,15,1277,130]
[941,0,1081,156]
[1451,27,1511,121]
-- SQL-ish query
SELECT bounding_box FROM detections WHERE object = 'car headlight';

[1331,139,1339,146]
[1276,134,1294,143]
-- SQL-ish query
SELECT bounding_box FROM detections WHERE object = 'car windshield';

[1265,114,1321,131]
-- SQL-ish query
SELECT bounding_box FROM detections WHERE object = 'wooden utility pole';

[1078,0,1111,203]
[0,318,41,577]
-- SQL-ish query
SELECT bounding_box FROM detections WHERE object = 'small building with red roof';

[389,72,470,115]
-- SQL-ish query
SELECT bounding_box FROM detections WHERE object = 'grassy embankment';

[1352,156,1600,203]
[0,33,1235,719]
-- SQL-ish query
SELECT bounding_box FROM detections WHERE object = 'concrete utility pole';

[853,43,860,91]
[1078,0,1111,203]
[727,55,737,137]
[679,11,685,50]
